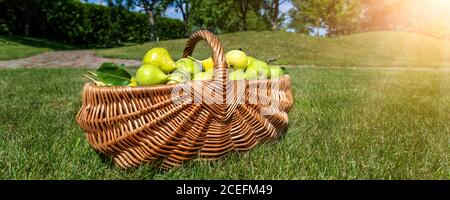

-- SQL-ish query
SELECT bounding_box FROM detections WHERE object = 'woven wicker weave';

[76,30,294,170]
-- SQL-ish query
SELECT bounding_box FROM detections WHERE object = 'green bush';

[155,17,186,41]
[0,0,185,45]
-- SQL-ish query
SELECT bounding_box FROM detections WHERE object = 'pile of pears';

[133,47,285,86]
[226,50,284,81]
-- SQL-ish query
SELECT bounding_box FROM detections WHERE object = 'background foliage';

[0,0,448,45]
[0,0,184,45]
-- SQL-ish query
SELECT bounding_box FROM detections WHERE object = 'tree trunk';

[183,20,189,36]
[177,1,190,36]
[142,0,157,41]
[146,10,157,41]
[24,6,30,36]
[271,0,279,30]
[240,1,248,31]
[242,12,248,31]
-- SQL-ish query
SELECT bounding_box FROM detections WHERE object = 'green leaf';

[281,67,289,75]
[96,62,132,86]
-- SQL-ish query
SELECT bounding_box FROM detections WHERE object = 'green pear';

[202,57,214,72]
[166,80,178,85]
[194,61,203,74]
[128,77,137,87]
[226,50,248,70]
[175,58,198,75]
[229,69,246,80]
[193,72,213,81]
[145,47,170,57]
[246,60,270,79]
[269,65,284,79]
[247,56,257,67]
[245,69,259,80]
[166,73,187,84]
[159,56,176,73]
[168,68,191,84]
[142,47,176,73]
[135,64,168,86]
[143,48,167,65]
[172,68,191,79]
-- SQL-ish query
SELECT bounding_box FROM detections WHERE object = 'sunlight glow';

[395,0,450,38]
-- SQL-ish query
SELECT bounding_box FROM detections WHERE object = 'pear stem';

[87,71,98,77]
[167,74,181,78]
[187,56,201,62]
[83,74,106,86]
[267,56,280,64]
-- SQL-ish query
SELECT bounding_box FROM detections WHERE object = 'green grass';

[0,35,76,60]
[0,67,449,179]
[3,31,449,68]
[96,31,450,68]
[0,35,135,60]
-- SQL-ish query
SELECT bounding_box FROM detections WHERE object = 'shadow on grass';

[277,125,290,141]
[0,35,137,50]
[94,151,117,168]
[93,149,167,174]
[89,125,292,176]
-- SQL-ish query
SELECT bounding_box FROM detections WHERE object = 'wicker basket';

[76,30,294,170]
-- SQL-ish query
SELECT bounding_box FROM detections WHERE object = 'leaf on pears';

[280,66,288,75]
[95,62,132,86]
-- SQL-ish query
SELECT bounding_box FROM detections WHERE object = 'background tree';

[231,0,261,31]
[129,0,169,41]
[288,0,328,35]
[326,0,361,35]
[105,0,135,10]
[359,0,407,31]
[169,0,201,35]
[261,0,289,30]
[289,0,362,36]
[187,0,236,33]
[187,0,269,34]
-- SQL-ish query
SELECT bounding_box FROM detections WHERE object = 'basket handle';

[183,30,230,120]
[182,30,227,80]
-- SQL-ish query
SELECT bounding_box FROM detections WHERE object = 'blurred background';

[1,0,449,46]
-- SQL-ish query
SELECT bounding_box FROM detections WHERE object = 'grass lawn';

[96,31,450,68]
[0,35,134,60]
[0,35,76,60]
[0,67,448,179]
